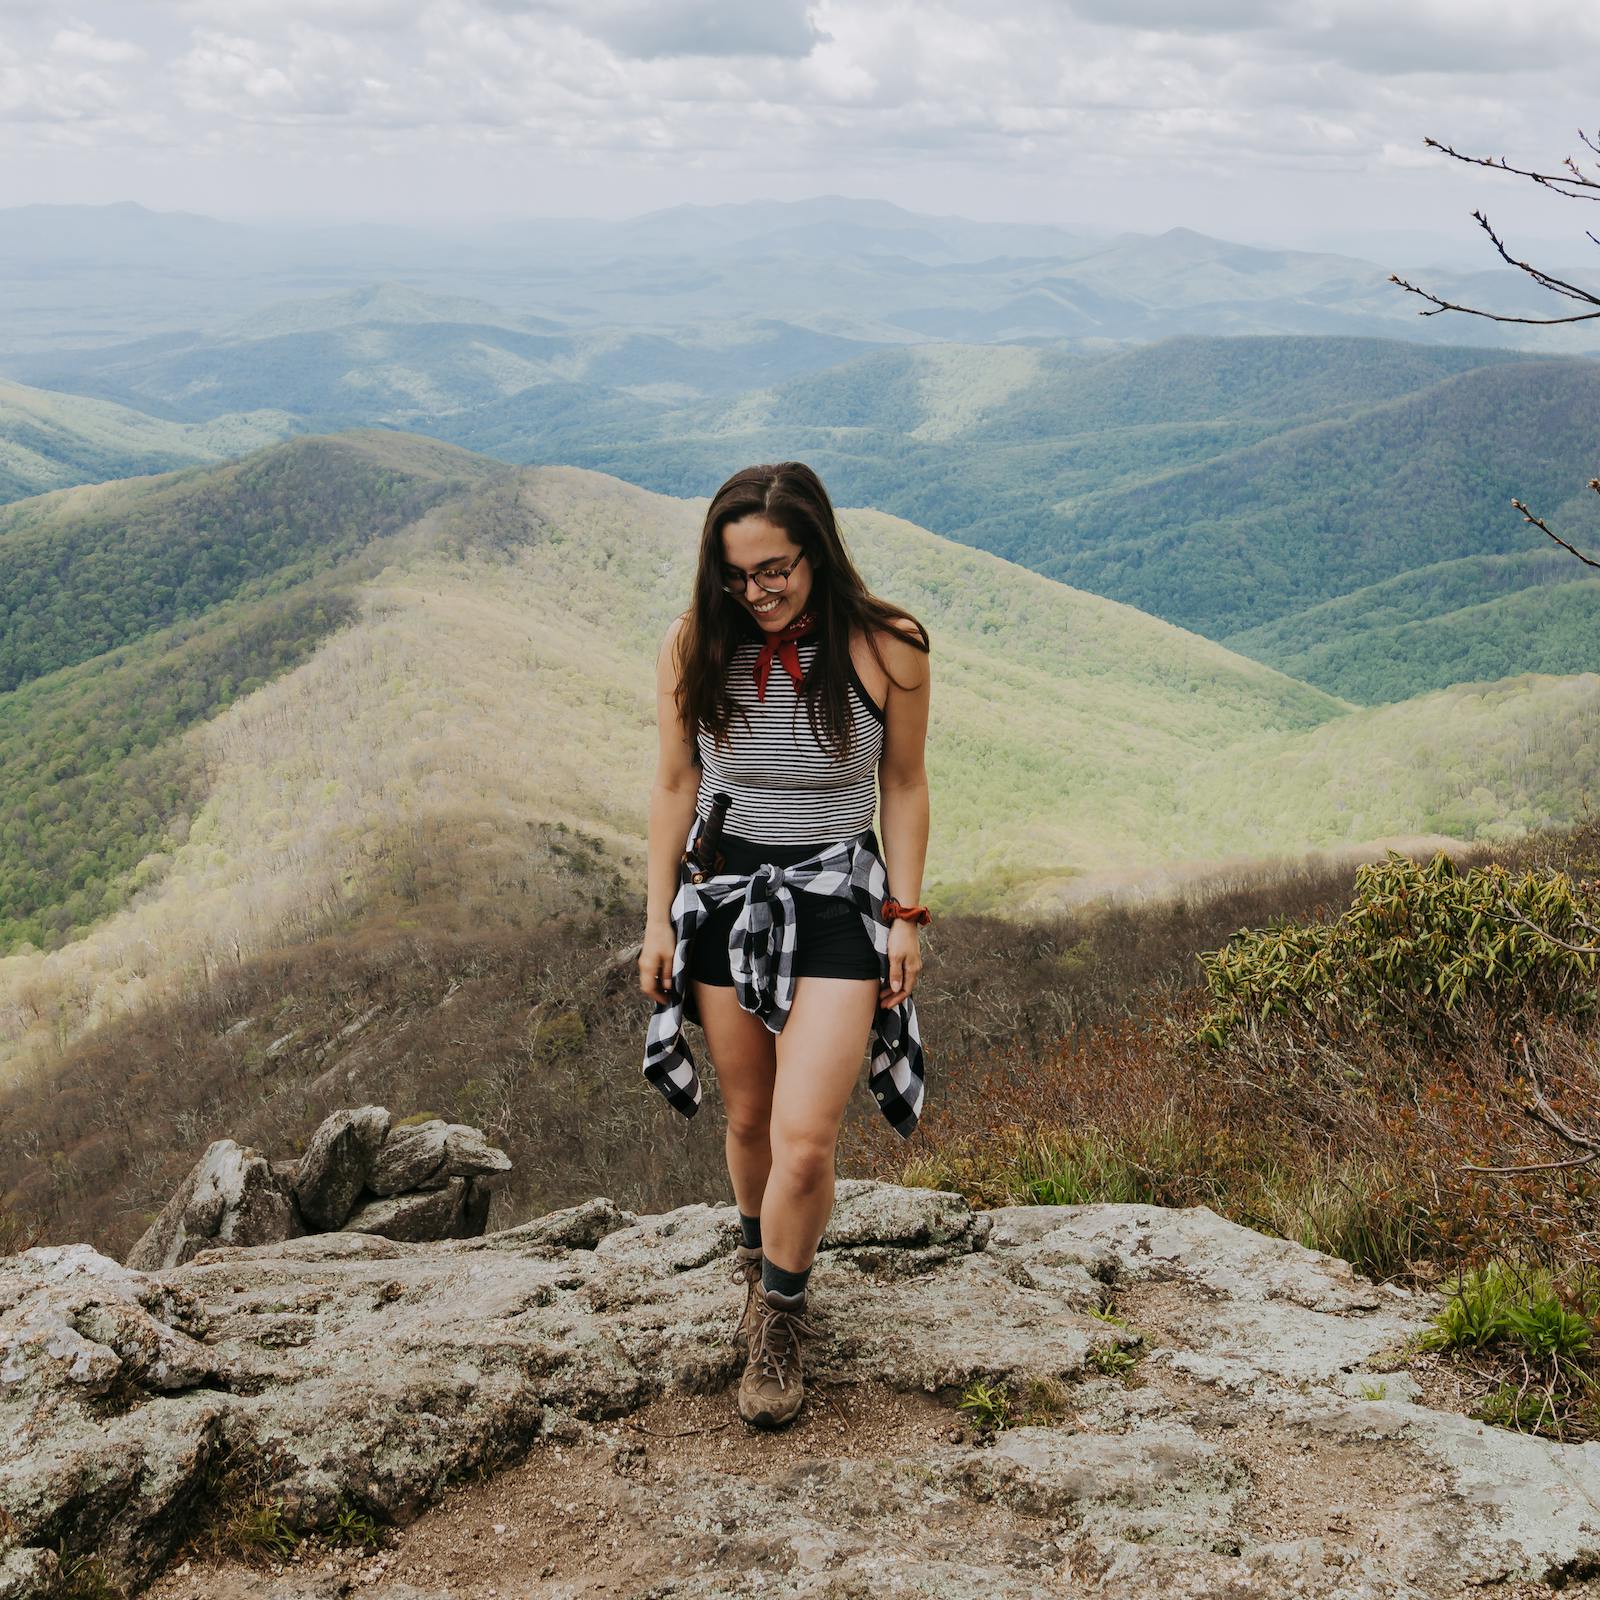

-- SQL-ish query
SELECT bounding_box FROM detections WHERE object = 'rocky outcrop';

[4,1182,1600,1599]
[124,1111,509,1270]
[291,1106,391,1230]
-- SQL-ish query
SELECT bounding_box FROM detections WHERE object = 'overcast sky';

[3,0,1597,260]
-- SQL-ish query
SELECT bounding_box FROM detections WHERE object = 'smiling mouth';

[751,595,782,615]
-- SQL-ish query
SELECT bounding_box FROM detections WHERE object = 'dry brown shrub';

[6,816,1598,1273]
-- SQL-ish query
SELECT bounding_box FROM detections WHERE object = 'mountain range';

[2,429,1596,1087]
[2,196,1589,363]
[7,303,1599,705]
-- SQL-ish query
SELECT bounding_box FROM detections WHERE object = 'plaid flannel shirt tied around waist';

[642,812,926,1137]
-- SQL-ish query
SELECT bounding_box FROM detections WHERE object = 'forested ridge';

[0,588,359,953]
[430,333,1600,702]
[0,431,492,694]
[0,430,503,954]
[1225,549,1600,702]
[11,331,1597,703]
[1001,356,1600,638]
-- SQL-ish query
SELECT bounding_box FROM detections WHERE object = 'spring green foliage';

[1420,1262,1600,1438]
[1086,1344,1140,1378]
[1419,1261,1524,1352]
[0,587,358,953]
[329,1501,383,1550]
[1423,1264,1596,1364]
[1223,547,1600,704]
[956,1375,1074,1433]
[1193,849,1600,1048]
[430,333,1600,703]
[0,375,299,504]
[0,431,495,693]
[957,1378,1013,1432]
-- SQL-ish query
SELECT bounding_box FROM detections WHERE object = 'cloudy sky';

[3,0,1597,258]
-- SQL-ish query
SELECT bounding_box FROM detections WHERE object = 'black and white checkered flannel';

[642,814,926,1137]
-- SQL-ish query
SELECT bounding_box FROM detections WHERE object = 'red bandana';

[751,608,818,700]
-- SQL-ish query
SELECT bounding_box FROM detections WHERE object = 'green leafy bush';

[1193,849,1600,1048]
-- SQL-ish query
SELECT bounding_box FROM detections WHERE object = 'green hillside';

[1175,670,1600,865]
[5,431,1600,1087]
[437,333,1532,513]
[15,324,1596,710]
[0,376,300,504]
[1224,548,1600,702]
[994,356,1600,641]
[0,585,359,952]
[0,430,503,693]
[0,432,505,951]
[428,335,1600,705]
[0,428,1350,965]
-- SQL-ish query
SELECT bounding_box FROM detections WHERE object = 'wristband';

[883,897,932,926]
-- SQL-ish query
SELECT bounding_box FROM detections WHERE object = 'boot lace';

[748,1297,819,1391]
[728,1252,763,1340]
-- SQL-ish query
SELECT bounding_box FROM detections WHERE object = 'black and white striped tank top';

[695,635,887,845]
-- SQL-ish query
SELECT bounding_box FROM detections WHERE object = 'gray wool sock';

[761,1255,812,1302]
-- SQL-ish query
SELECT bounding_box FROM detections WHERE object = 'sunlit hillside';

[428,334,1600,702]
[4,431,1600,1086]
[0,376,300,503]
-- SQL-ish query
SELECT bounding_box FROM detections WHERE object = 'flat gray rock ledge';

[3,1180,1599,1599]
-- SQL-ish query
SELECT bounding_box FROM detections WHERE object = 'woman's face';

[719,513,813,633]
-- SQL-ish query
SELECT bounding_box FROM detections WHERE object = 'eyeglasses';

[719,550,806,595]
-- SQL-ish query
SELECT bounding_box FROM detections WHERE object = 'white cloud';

[489,0,826,60]
[0,0,1593,238]
[49,23,146,63]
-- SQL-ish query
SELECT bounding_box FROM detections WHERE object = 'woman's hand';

[638,921,678,1004]
[880,920,923,1009]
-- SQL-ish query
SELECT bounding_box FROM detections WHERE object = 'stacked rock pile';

[125,1107,511,1270]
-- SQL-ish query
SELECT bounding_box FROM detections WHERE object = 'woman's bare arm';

[647,612,702,931]
[876,621,931,913]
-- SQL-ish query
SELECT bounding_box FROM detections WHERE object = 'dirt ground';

[148,1381,1028,1599]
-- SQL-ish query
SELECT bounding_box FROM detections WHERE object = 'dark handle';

[683,791,732,882]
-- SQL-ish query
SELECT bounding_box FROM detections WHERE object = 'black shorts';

[687,829,882,986]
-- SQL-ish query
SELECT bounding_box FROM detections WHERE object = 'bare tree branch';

[1468,209,1600,305]
[1460,1036,1600,1174]
[1389,132,1600,324]
[1461,1150,1600,1174]
[1388,272,1600,324]
[1424,135,1600,201]
[1391,127,1600,578]
[1509,498,1600,571]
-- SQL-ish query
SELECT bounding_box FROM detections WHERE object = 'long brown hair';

[675,462,929,761]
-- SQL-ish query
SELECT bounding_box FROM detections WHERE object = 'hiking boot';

[729,1243,764,1344]
[737,1286,818,1429]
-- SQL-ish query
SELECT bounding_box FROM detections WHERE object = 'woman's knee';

[723,1097,772,1147]
[769,1128,836,1192]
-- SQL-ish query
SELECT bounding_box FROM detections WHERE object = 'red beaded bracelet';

[883,897,932,926]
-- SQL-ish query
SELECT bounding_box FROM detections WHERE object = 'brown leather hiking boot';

[729,1244,763,1344]
[737,1286,818,1429]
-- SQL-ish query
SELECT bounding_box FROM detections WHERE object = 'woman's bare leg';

[761,975,880,1274]
[692,980,779,1217]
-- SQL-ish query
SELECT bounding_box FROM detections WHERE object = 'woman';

[639,461,932,1431]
